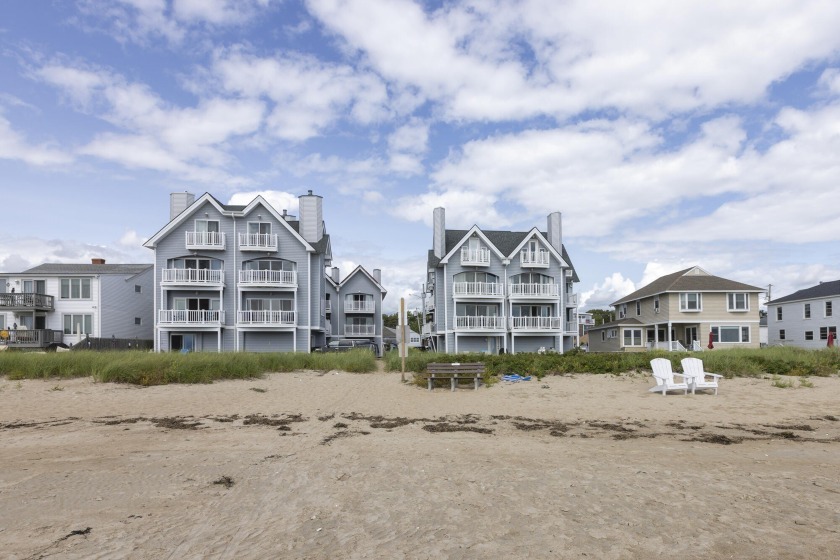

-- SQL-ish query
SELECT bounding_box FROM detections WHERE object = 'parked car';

[320,339,378,354]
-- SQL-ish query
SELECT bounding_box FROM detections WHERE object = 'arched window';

[453,271,498,283]
[242,258,295,272]
[509,272,553,284]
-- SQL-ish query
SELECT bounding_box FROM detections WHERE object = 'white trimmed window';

[654,296,660,313]
[776,307,782,320]
[63,314,92,335]
[820,326,837,340]
[727,293,749,311]
[618,304,627,319]
[711,325,750,343]
[679,293,702,311]
[607,329,617,339]
[635,301,641,315]
[60,278,91,299]
[779,329,786,340]
[804,303,811,319]
[825,301,833,318]
[623,328,642,347]
[805,331,814,340]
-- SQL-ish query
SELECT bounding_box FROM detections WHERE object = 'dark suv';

[321,339,378,354]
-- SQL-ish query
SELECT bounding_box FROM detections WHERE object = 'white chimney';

[433,207,446,258]
[331,267,340,283]
[373,269,381,284]
[298,190,323,243]
[547,212,562,253]
[170,192,195,221]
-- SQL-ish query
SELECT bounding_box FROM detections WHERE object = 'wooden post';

[400,297,406,382]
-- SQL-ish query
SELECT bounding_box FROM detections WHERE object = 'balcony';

[238,233,278,252]
[454,315,505,331]
[460,247,490,266]
[236,310,296,327]
[162,268,224,287]
[566,321,577,333]
[0,293,54,311]
[508,283,559,298]
[158,310,224,327]
[345,324,375,336]
[510,317,562,330]
[565,293,579,306]
[186,231,226,250]
[452,282,504,298]
[345,301,375,313]
[520,250,550,267]
[238,269,297,288]
[0,329,63,349]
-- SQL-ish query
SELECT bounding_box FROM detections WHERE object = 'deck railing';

[510,317,562,330]
[508,283,558,297]
[158,310,224,325]
[460,247,490,265]
[0,329,63,348]
[162,268,224,285]
[0,293,55,310]
[345,301,375,313]
[185,231,226,250]
[238,269,296,287]
[454,316,505,330]
[520,250,550,266]
[452,282,504,297]
[236,310,295,326]
[238,233,278,251]
[345,324,375,336]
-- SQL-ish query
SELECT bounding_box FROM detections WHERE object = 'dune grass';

[385,346,840,379]
[0,349,377,386]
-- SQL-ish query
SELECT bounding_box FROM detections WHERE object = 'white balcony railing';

[161,268,224,285]
[345,324,375,336]
[345,301,375,313]
[454,315,505,330]
[236,310,295,326]
[158,310,224,326]
[520,250,550,267]
[565,293,579,306]
[238,269,297,287]
[186,231,226,250]
[452,282,504,297]
[508,283,559,298]
[238,233,278,251]
[460,247,490,265]
[510,317,562,330]
[565,321,577,333]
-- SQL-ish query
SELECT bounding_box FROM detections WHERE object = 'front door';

[685,326,698,348]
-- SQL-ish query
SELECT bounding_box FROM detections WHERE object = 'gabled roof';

[612,266,763,306]
[143,192,318,253]
[439,226,507,264]
[338,265,387,295]
[508,228,567,267]
[767,280,840,305]
[588,317,643,330]
[19,263,152,276]
[427,227,580,282]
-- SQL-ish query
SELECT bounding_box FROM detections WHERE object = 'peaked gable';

[439,226,506,264]
[506,228,567,265]
[339,265,387,295]
[612,267,763,306]
[240,196,315,253]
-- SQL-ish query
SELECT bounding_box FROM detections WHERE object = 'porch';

[0,329,64,349]
[0,293,55,311]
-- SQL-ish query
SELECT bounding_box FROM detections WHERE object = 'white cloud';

[212,48,388,141]
[0,113,73,166]
[0,234,151,273]
[579,272,636,310]
[228,190,300,215]
[817,68,840,96]
[308,0,840,121]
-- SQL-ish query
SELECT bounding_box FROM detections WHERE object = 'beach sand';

[1,370,839,559]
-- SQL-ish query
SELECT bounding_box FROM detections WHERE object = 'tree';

[589,308,615,325]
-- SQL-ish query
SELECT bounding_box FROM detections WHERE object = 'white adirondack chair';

[649,358,689,396]
[680,357,723,395]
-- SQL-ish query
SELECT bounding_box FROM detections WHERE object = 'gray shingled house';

[766,280,840,348]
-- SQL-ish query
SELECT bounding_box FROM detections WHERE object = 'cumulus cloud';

[228,190,300,214]
[0,234,151,273]
[579,272,637,310]
[0,113,73,166]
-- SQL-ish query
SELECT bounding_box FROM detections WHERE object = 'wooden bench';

[425,362,485,391]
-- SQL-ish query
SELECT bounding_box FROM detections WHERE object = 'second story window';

[826,301,833,317]
[635,301,641,315]
[195,219,220,233]
[248,222,271,236]
[776,307,783,320]
[727,293,749,311]
[60,278,91,299]
[654,296,660,313]
[679,293,701,312]
[804,303,811,319]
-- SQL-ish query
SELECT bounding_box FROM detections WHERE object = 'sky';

[2,1,840,314]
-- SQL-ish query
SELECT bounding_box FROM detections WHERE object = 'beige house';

[588,266,764,352]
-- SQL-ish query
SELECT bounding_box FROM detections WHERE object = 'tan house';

[588,266,764,352]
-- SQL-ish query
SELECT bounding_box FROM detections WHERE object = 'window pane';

[720,326,739,342]
[84,315,92,334]
[61,279,70,299]
[741,326,749,342]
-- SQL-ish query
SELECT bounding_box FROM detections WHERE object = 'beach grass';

[0,349,377,385]
[385,346,840,378]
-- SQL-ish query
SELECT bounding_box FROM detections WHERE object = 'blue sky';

[2,1,840,313]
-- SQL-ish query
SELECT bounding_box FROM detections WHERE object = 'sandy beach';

[1,370,839,559]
